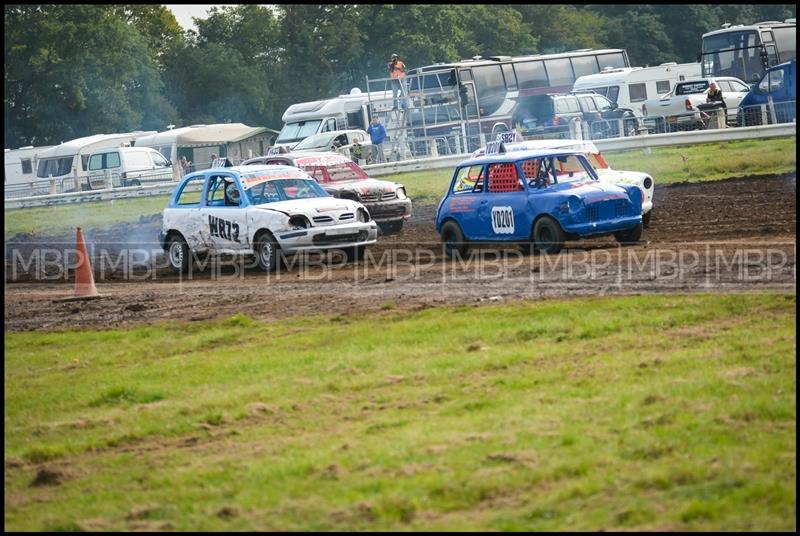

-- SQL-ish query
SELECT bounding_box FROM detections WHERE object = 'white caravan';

[4,145,54,186]
[572,62,701,115]
[33,131,156,193]
[275,89,394,149]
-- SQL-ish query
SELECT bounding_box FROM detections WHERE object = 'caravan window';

[628,83,648,102]
[37,157,73,178]
[21,159,32,174]
[656,80,671,95]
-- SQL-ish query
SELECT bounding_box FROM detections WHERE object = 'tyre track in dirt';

[5,174,796,332]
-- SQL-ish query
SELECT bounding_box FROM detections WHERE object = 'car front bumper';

[276,221,378,253]
[362,198,412,222]
[563,215,642,237]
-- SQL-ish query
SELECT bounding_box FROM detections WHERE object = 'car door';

[721,79,750,114]
[200,173,249,252]
[443,164,486,240]
[474,162,530,241]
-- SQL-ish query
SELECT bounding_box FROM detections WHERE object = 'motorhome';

[4,145,54,186]
[572,62,701,114]
[33,131,156,194]
[275,89,394,149]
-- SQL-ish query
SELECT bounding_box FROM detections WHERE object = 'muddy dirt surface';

[5,174,796,332]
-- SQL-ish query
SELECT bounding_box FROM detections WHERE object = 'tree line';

[4,4,795,147]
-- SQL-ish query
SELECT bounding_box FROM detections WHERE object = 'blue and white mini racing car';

[435,143,643,257]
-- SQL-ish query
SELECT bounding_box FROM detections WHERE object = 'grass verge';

[4,293,796,531]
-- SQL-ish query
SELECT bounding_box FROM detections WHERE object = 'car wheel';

[378,220,404,235]
[440,220,468,259]
[642,210,652,228]
[533,216,565,254]
[344,245,366,263]
[255,232,279,272]
[614,223,643,245]
[167,234,190,274]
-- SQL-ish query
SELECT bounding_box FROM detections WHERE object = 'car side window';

[578,96,596,112]
[175,176,206,206]
[206,175,230,206]
[520,158,554,188]
[554,155,592,181]
[487,163,523,193]
[453,165,485,194]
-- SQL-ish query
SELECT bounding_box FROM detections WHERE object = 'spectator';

[209,153,218,168]
[179,156,192,176]
[706,82,726,110]
[366,116,387,163]
[388,53,407,110]
[351,138,364,163]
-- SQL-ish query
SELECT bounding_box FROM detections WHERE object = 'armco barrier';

[5,123,796,210]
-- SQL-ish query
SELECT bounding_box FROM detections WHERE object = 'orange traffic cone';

[73,227,99,298]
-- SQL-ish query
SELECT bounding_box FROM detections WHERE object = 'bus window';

[501,63,517,90]
[514,61,547,89]
[571,55,600,78]
[597,52,627,70]
[472,64,506,116]
[544,58,574,87]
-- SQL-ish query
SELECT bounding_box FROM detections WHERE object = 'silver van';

[86,147,175,189]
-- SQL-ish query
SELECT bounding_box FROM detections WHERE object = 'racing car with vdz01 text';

[160,164,378,272]
[435,141,643,258]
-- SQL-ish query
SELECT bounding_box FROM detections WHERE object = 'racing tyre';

[642,210,652,229]
[255,232,279,272]
[440,220,469,259]
[378,220,404,235]
[614,223,643,245]
[533,216,565,254]
[344,245,366,263]
[167,234,191,274]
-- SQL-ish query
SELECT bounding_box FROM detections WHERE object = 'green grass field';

[5,293,796,531]
[3,136,795,239]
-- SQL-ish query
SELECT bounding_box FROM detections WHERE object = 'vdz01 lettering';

[491,206,515,235]
[208,215,240,243]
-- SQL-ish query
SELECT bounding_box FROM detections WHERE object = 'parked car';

[242,152,412,233]
[640,76,750,130]
[515,93,637,139]
[436,144,643,256]
[85,147,175,190]
[472,138,655,227]
[160,164,378,272]
[738,59,796,126]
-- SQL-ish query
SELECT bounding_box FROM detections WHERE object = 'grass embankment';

[4,136,795,238]
[5,293,796,531]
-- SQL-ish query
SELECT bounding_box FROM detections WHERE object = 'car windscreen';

[245,178,330,205]
[676,81,709,95]
[276,120,322,143]
[293,133,335,150]
[316,161,369,182]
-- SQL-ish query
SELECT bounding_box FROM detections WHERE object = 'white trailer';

[275,89,394,149]
[31,131,156,194]
[572,62,701,114]
[4,145,54,186]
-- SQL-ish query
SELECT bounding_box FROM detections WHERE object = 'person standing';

[366,116,387,163]
[388,53,407,110]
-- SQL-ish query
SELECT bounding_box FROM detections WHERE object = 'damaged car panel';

[160,164,378,272]
[242,152,412,233]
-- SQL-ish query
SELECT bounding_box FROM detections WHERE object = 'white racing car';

[473,138,655,227]
[160,164,378,272]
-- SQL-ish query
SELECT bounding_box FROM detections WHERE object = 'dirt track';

[4,174,796,332]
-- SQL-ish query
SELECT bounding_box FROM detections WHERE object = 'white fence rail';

[5,123,796,210]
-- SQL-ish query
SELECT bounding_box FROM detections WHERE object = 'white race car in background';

[160,164,378,272]
[473,138,655,227]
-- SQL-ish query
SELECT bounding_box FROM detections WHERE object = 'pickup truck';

[640,77,750,131]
